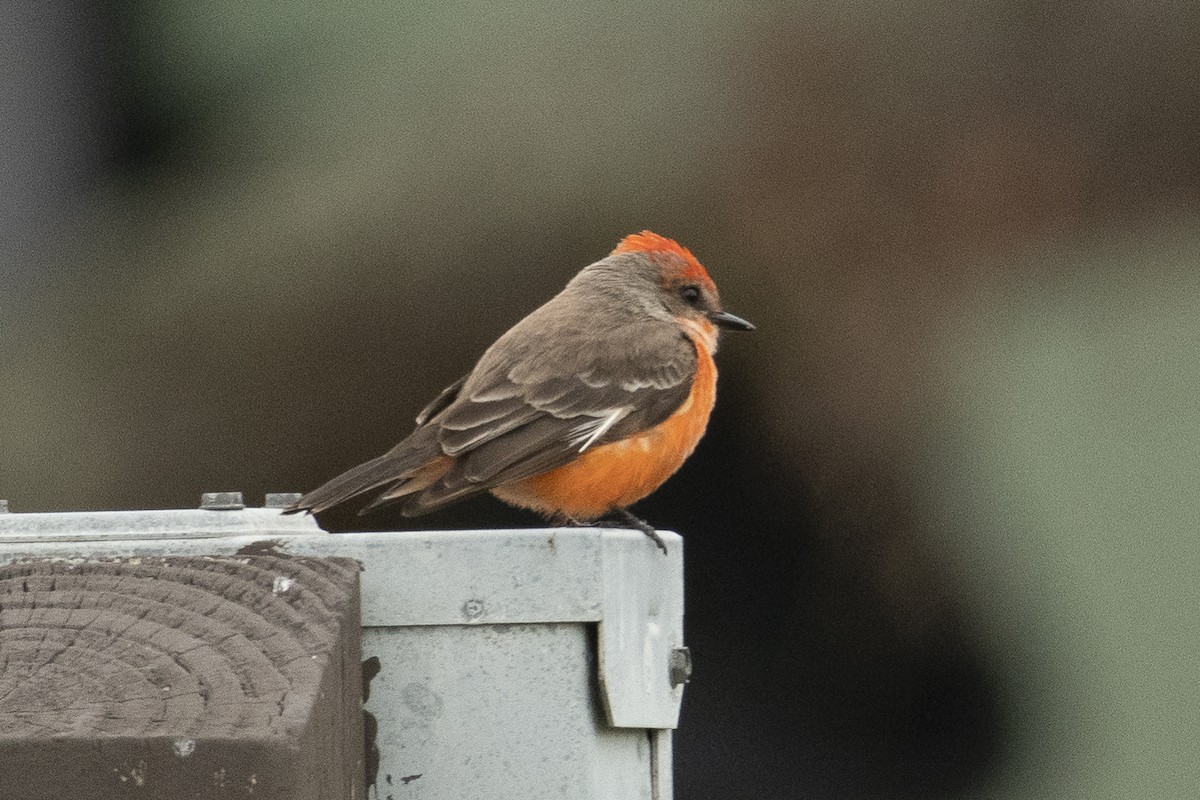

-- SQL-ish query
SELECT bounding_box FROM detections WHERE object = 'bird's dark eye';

[679,285,703,308]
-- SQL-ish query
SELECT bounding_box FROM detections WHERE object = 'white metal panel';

[651,730,674,800]
[300,530,607,628]
[597,530,686,729]
[0,507,320,542]
[364,624,655,800]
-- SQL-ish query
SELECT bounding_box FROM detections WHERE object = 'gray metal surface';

[317,528,607,627]
[0,507,685,798]
[365,624,654,800]
[0,507,320,542]
[599,531,685,728]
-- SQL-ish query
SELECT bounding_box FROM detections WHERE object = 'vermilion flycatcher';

[286,231,753,552]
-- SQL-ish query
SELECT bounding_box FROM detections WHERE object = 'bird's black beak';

[709,310,755,331]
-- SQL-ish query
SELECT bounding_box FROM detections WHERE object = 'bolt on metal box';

[0,498,685,799]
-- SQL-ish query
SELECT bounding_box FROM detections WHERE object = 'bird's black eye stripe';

[679,285,703,307]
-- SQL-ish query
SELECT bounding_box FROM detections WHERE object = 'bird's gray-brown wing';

[366,316,699,515]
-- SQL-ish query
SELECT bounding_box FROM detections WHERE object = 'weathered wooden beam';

[0,554,363,800]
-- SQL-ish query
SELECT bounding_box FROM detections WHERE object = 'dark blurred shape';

[0,1,118,277]
[648,379,1003,799]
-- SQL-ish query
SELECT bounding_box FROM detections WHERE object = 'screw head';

[462,599,485,620]
[264,492,303,509]
[669,647,692,688]
[200,492,245,510]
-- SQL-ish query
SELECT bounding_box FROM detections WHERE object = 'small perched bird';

[286,231,753,552]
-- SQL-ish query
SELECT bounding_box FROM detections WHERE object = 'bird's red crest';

[612,231,713,288]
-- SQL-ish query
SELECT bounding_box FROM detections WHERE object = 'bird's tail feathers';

[284,427,445,515]
[354,456,452,516]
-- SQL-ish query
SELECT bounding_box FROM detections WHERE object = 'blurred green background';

[3,2,1199,798]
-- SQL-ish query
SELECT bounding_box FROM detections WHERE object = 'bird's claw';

[551,509,668,555]
[613,509,669,556]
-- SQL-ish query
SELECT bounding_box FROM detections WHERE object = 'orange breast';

[492,338,718,519]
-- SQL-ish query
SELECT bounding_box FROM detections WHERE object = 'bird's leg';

[610,508,668,555]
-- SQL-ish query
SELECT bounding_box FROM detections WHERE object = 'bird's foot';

[609,508,668,556]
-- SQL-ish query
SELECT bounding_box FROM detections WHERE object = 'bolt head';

[200,492,245,510]
[669,647,693,688]
[462,599,485,620]
[264,492,303,509]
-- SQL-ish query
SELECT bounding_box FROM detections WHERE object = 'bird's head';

[609,231,754,349]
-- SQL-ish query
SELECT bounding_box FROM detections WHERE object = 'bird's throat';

[677,316,719,354]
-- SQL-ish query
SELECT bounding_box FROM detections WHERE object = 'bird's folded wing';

[415,375,467,426]
[382,320,699,513]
